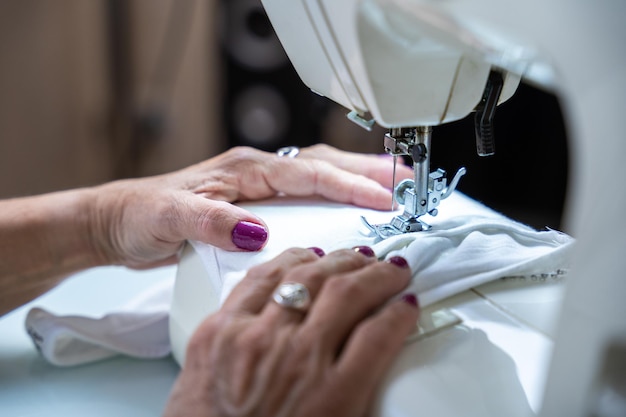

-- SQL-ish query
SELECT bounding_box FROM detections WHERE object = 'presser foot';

[360,215,431,240]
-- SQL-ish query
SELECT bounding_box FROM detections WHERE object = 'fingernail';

[308,247,325,257]
[353,245,375,258]
[232,221,268,251]
[387,256,409,268]
[401,293,419,308]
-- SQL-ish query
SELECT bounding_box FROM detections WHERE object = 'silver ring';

[276,146,300,158]
[272,282,311,312]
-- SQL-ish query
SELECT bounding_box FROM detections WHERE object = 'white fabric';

[25,277,173,367]
[376,216,572,306]
[25,193,574,366]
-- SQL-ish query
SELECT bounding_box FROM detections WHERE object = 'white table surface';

[0,266,179,416]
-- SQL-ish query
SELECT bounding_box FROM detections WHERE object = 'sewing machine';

[171,1,626,415]
[259,0,527,237]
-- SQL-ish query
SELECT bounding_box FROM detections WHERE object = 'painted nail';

[401,293,419,308]
[308,247,325,257]
[387,256,409,268]
[353,245,375,258]
[232,221,268,251]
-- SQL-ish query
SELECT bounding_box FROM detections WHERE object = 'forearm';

[0,188,104,315]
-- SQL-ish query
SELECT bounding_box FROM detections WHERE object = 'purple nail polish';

[387,256,409,268]
[353,245,375,258]
[401,293,419,308]
[232,221,268,251]
[308,247,325,257]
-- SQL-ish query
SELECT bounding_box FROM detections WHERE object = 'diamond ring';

[276,146,300,158]
[272,282,311,312]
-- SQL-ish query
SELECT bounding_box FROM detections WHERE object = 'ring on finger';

[272,282,311,312]
[276,146,300,158]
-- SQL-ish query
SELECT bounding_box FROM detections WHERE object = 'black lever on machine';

[474,70,504,156]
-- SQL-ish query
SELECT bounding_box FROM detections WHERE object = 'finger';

[168,194,269,252]
[261,248,378,325]
[303,257,412,351]
[333,294,420,407]
[263,158,396,211]
[221,247,322,314]
[299,144,414,189]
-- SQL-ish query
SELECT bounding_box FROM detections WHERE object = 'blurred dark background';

[0,0,568,230]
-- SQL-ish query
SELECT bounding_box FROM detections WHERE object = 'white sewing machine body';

[258,0,524,128]
[171,1,626,416]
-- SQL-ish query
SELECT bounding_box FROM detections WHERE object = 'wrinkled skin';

[164,247,419,417]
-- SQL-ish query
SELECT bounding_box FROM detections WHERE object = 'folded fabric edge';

[25,307,171,367]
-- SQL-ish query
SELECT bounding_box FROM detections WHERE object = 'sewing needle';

[391,155,398,211]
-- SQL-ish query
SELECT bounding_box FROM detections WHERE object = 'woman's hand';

[164,247,419,417]
[89,144,413,269]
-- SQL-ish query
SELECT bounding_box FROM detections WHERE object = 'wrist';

[35,187,106,271]
[0,188,106,314]
[83,181,129,267]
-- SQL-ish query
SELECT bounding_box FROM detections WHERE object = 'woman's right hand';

[164,246,419,417]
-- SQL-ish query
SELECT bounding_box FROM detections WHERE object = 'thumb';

[174,195,269,252]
